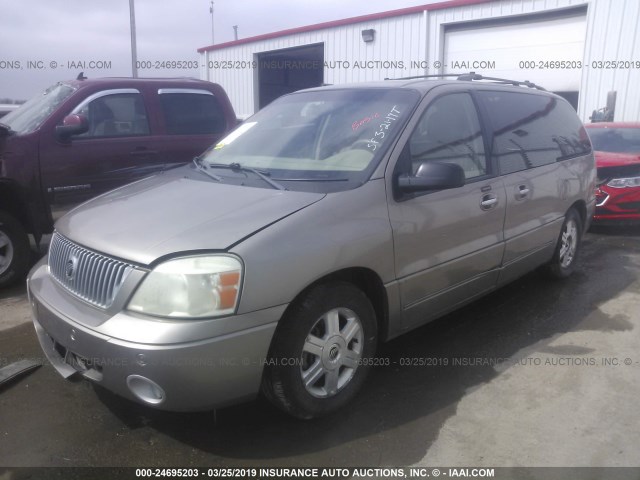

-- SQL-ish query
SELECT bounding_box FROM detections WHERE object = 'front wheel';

[0,212,30,288]
[262,282,377,419]
[546,208,582,278]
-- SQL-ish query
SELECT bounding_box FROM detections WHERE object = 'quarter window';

[478,91,591,175]
[159,93,226,135]
[77,93,149,137]
[407,93,487,180]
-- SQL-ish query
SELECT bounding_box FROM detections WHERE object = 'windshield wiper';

[192,157,222,182]
[207,162,287,191]
[273,177,350,182]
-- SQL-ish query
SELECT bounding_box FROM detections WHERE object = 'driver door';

[386,90,506,330]
[39,89,163,221]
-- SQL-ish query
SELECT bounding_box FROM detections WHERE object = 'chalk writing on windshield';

[367,105,401,151]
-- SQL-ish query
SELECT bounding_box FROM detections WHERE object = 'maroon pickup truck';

[0,76,236,286]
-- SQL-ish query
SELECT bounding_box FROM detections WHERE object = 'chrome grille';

[48,233,134,309]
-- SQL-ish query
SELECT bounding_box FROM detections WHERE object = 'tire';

[0,211,30,288]
[546,208,582,279]
[262,282,378,419]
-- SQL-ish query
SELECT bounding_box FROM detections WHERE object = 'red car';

[585,122,640,224]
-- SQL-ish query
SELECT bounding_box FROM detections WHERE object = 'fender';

[0,178,51,241]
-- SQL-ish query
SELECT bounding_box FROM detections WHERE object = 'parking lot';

[1,227,639,468]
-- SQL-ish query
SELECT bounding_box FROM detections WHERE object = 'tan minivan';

[28,74,596,419]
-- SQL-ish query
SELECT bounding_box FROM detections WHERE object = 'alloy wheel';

[559,218,578,268]
[300,307,363,398]
[0,231,14,276]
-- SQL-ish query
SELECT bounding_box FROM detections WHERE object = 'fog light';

[126,375,165,405]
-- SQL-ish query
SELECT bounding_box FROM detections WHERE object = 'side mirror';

[397,161,465,193]
[55,114,89,142]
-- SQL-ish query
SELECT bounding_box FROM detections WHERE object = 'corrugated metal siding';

[200,13,425,117]
[579,0,640,121]
[201,0,639,122]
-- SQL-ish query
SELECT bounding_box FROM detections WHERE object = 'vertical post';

[129,0,138,78]
[233,25,238,41]
[605,91,617,121]
[210,1,215,45]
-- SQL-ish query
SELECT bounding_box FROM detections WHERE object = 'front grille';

[619,201,640,211]
[48,233,134,309]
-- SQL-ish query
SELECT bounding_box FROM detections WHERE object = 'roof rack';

[386,71,546,91]
[457,72,546,90]
[384,73,462,80]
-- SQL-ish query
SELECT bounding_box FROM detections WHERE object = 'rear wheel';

[0,212,30,287]
[262,282,377,419]
[547,208,582,278]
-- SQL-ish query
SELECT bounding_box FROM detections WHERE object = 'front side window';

[406,92,487,180]
[77,93,149,137]
[200,88,420,192]
[478,91,591,175]
[159,92,226,135]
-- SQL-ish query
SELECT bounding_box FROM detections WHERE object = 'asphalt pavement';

[0,227,639,468]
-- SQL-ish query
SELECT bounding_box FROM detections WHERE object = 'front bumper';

[28,259,283,411]
[593,185,640,223]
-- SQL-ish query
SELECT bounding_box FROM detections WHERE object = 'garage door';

[256,43,324,109]
[444,12,587,93]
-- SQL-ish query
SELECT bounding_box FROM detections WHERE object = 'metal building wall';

[579,0,640,122]
[200,0,639,122]
[201,47,256,119]
[200,13,426,119]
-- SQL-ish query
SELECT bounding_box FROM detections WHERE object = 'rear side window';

[159,91,226,135]
[478,91,591,175]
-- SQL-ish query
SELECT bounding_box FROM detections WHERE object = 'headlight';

[127,255,242,318]
[607,176,640,188]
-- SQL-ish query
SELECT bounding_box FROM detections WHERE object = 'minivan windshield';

[200,88,420,192]
[1,83,75,134]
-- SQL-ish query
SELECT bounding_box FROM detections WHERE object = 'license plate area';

[51,337,104,382]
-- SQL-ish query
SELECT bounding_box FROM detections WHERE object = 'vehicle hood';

[594,151,640,168]
[55,170,325,265]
